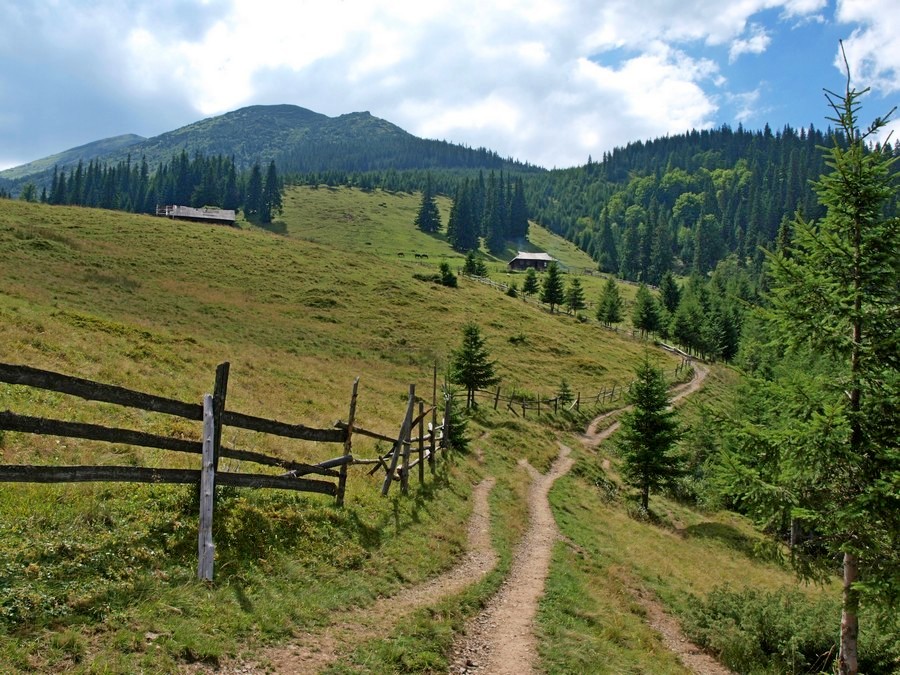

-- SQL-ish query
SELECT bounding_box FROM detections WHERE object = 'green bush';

[684,586,900,674]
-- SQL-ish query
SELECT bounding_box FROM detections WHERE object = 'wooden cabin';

[156,205,236,226]
[508,251,556,271]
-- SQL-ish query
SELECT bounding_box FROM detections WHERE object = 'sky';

[1,0,898,171]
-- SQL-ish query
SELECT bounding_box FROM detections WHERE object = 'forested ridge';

[525,122,900,284]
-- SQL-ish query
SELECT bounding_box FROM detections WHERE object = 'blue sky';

[1,1,897,171]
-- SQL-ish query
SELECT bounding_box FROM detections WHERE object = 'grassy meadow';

[0,188,846,673]
[0,189,669,671]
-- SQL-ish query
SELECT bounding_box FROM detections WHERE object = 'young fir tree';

[260,160,283,224]
[447,180,479,252]
[450,323,499,409]
[244,163,263,218]
[564,277,586,315]
[508,177,529,240]
[415,174,441,233]
[617,358,683,510]
[659,271,681,314]
[556,378,574,406]
[596,208,619,274]
[597,276,624,326]
[522,267,539,298]
[631,284,661,337]
[540,261,565,313]
[439,261,458,287]
[730,63,899,675]
[462,250,480,276]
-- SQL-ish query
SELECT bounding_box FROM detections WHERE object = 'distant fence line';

[0,362,450,581]
[468,357,693,417]
[462,273,676,344]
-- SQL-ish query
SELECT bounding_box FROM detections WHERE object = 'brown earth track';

[192,364,722,674]
[449,363,729,675]
[192,477,497,674]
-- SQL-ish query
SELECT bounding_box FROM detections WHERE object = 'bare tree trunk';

[838,551,859,675]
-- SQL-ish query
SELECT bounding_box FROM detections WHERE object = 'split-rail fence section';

[0,362,448,580]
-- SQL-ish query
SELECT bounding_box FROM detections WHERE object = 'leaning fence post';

[337,377,359,507]
[443,386,451,451]
[494,386,501,410]
[418,401,425,485]
[383,384,415,496]
[212,362,230,474]
[198,394,216,582]
[430,366,437,474]
[401,386,415,495]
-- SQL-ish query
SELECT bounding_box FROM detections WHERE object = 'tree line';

[410,170,530,255]
[523,122,900,286]
[15,151,284,224]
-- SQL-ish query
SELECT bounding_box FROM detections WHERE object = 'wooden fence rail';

[465,357,692,415]
[0,361,452,580]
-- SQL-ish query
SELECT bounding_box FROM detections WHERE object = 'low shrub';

[684,586,900,674]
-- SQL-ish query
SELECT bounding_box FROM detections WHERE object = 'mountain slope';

[0,104,537,193]
[0,133,145,182]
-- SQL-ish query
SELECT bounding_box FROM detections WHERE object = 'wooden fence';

[0,361,449,580]
[466,357,693,416]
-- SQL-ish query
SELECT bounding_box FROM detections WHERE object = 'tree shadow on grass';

[683,521,781,563]
[254,219,287,235]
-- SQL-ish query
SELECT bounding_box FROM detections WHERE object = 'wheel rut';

[449,363,718,675]
[194,477,497,674]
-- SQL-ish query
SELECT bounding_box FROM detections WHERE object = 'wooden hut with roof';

[507,251,556,272]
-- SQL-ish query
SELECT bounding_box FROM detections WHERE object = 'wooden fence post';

[418,401,425,485]
[382,384,415,496]
[493,386,501,410]
[443,385,451,451]
[401,386,415,495]
[212,362,230,474]
[576,392,580,411]
[336,377,359,507]
[430,366,437,474]
[198,394,215,582]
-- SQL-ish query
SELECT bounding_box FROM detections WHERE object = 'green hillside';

[0,105,535,194]
[0,134,145,182]
[0,189,851,673]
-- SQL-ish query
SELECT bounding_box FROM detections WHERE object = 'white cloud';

[728,87,770,123]
[836,0,900,95]
[729,24,772,62]
[4,0,890,169]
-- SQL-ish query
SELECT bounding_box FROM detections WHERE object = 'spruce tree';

[597,276,624,326]
[260,160,282,224]
[540,262,565,313]
[522,267,539,298]
[659,271,681,314]
[564,277,586,316]
[244,163,263,218]
[415,174,441,233]
[631,284,661,337]
[617,358,683,510]
[597,209,619,273]
[508,177,529,240]
[450,323,499,409]
[448,180,479,252]
[734,65,899,675]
